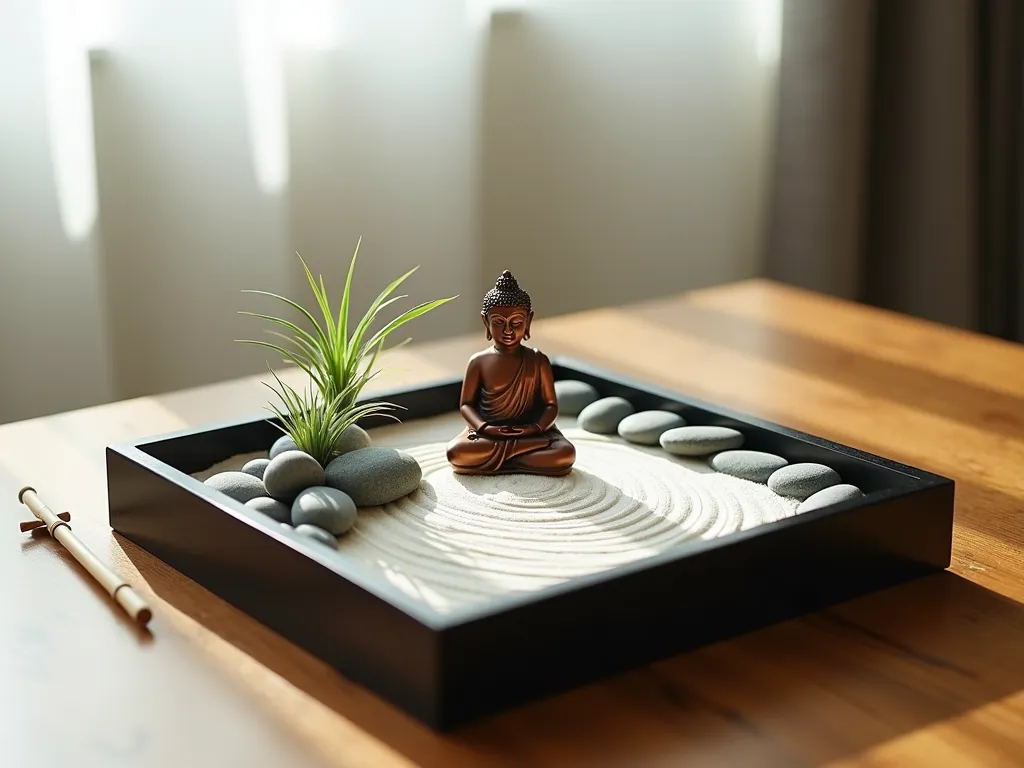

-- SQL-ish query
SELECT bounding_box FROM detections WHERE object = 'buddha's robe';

[449,347,565,474]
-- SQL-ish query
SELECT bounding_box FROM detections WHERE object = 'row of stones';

[203,425,422,548]
[555,380,864,513]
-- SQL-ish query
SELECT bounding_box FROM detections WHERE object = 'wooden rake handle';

[18,486,153,628]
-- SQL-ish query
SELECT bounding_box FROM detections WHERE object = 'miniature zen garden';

[194,243,867,614]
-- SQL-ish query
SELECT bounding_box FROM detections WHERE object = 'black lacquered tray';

[106,357,955,730]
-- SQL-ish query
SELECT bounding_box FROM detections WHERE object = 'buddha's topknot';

[482,270,531,314]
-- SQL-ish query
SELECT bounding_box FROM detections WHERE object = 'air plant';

[259,369,393,467]
[237,237,458,465]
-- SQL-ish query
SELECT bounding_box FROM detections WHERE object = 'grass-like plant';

[238,238,457,465]
[260,369,394,466]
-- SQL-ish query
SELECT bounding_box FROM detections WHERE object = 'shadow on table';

[121,531,1024,767]
[21,528,156,645]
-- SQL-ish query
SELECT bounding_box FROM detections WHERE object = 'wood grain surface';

[3,279,1024,767]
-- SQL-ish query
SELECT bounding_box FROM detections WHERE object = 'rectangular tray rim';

[551,355,952,486]
[106,440,456,629]
[115,357,953,487]
[108,357,956,630]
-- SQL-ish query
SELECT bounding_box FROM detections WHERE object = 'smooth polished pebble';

[244,496,292,523]
[325,447,423,507]
[768,463,842,500]
[269,434,298,459]
[577,396,636,434]
[709,450,789,483]
[554,380,600,416]
[336,424,372,456]
[291,487,358,536]
[617,410,687,445]
[241,458,271,480]
[204,471,268,504]
[293,524,339,548]
[797,483,864,512]
[264,450,326,502]
[660,426,745,456]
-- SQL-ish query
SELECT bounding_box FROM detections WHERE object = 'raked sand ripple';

[337,414,801,615]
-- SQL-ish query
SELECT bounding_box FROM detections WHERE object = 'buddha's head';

[481,270,533,349]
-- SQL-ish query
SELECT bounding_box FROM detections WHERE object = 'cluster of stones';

[203,424,422,548]
[555,380,864,513]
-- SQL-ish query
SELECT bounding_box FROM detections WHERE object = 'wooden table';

[4,279,1024,767]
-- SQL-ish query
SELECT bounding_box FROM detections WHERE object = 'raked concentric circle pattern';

[336,428,801,614]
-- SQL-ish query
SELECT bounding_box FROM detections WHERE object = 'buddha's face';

[483,305,532,349]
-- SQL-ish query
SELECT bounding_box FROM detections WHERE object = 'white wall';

[92,0,294,399]
[285,0,481,347]
[0,0,115,418]
[0,0,778,423]
[481,1,777,314]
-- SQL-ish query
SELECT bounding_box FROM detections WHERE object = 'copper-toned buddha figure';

[446,271,576,477]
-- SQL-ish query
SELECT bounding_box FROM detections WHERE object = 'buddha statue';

[446,271,576,477]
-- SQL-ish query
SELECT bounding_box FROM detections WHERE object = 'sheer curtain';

[0,0,781,423]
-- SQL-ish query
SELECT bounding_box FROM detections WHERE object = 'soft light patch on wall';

[752,0,781,65]
[40,0,100,241]
[237,0,289,195]
[464,0,532,29]
[236,0,341,195]
[278,0,339,49]
[468,0,783,65]
[81,0,119,50]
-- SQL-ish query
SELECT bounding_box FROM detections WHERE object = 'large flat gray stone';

[204,471,268,503]
[617,410,687,445]
[768,463,842,500]
[325,447,422,507]
[577,396,635,434]
[709,450,788,483]
[244,496,291,523]
[797,483,864,512]
[291,487,358,535]
[264,450,326,502]
[294,524,340,548]
[554,380,600,416]
[269,434,298,459]
[241,458,271,480]
[335,424,372,456]
[660,426,744,456]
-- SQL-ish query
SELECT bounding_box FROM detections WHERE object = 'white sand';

[193,413,802,615]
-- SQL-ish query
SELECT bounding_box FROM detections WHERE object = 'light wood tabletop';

[3,278,1024,767]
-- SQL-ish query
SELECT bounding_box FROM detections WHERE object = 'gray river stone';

[244,496,292,523]
[660,426,745,456]
[709,450,789,483]
[204,471,268,503]
[617,410,687,445]
[270,427,370,463]
[326,447,423,507]
[797,483,864,512]
[269,434,298,459]
[555,380,600,416]
[241,458,271,480]
[291,487,358,536]
[577,396,636,434]
[264,450,326,501]
[767,463,842,500]
[293,524,340,548]
[336,424,372,456]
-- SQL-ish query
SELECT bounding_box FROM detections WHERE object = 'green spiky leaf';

[237,238,457,460]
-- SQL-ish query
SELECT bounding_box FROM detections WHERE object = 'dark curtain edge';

[977,0,1024,341]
